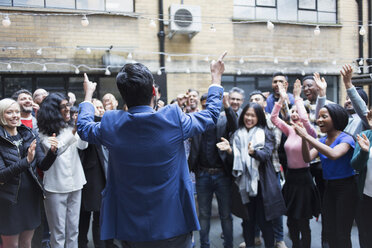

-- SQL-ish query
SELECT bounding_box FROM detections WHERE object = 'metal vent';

[174,8,193,28]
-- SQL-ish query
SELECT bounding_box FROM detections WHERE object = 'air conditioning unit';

[168,4,201,40]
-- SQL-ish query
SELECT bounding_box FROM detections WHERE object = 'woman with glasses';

[37,93,88,248]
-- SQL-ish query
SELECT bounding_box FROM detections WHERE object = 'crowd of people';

[0,52,371,248]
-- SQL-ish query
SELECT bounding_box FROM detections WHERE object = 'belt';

[200,167,224,175]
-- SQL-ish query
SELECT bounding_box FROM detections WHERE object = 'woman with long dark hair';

[218,102,286,248]
[0,98,57,248]
[271,80,320,248]
[295,103,357,248]
[37,93,88,248]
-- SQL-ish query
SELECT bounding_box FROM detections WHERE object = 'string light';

[166,56,171,62]
[332,60,337,65]
[267,21,275,31]
[301,70,305,76]
[359,58,364,66]
[149,19,156,28]
[185,68,190,74]
[75,67,80,74]
[86,48,91,54]
[237,69,241,75]
[157,69,162,75]
[6,63,11,70]
[210,24,216,32]
[239,57,244,64]
[36,48,42,56]
[81,15,89,27]
[304,60,309,66]
[359,26,366,36]
[204,56,209,62]
[274,57,279,64]
[314,26,320,36]
[105,67,111,75]
[42,65,47,71]
[2,14,11,27]
[127,52,132,59]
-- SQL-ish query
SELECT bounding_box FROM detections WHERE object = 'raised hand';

[48,133,58,153]
[210,51,227,85]
[340,64,353,89]
[278,82,288,104]
[356,133,370,152]
[313,72,327,97]
[223,92,230,109]
[248,142,255,155]
[366,109,372,129]
[83,73,97,102]
[216,137,232,154]
[27,139,37,164]
[293,79,302,98]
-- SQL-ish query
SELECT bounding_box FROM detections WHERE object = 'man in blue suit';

[77,52,227,248]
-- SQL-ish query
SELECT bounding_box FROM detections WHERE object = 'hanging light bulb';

[357,67,362,74]
[185,68,190,74]
[2,14,11,27]
[239,57,244,65]
[86,47,91,54]
[105,67,111,75]
[301,70,306,76]
[42,65,47,72]
[6,63,11,70]
[274,57,279,64]
[314,25,320,36]
[332,60,337,65]
[166,56,172,62]
[237,70,242,75]
[304,60,309,66]
[36,48,42,56]
[149,19,156,28]
[323,69,327,75]
[157,69,162,75]
[204,56,209,62]
[359,58,364,66]
[81,15,89,27]
[210,24,216,32]
[127,52,133,59]
[267,21,275,31]
[359,26,366,36]
[75,67,80,74]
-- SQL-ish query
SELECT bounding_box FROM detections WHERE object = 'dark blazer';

[188,107,238,176]
[0,125,57,204]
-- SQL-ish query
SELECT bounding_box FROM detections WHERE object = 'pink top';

[271,98,317,169]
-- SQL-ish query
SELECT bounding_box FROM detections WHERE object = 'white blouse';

[40,127,88,193]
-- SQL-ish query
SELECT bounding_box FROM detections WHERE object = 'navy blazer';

[77,85,223,242]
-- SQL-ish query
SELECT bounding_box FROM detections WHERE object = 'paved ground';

[88,196,360,248]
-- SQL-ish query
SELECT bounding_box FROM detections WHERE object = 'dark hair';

[37,93,70,136]
[323,104,349,132]
[355,87,369,106]
[188,88,199,95]
[70,106,79,113]
[116,63,154,108]
[302,75,315,82]
[154,84,161,95]
[272,72,288,81]
[229,87,245,99]
[11,89,32,101]
[238,102,267,129]
[200,93,208,102]
[249,90,266,101]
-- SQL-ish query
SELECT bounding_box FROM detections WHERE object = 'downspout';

[157,0,167,103]
[368,0,372,73]
[357,0,364,73]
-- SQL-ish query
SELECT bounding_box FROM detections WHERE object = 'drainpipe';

[357,0,363,73]
[368,0,372,73]
[156,0,168,103]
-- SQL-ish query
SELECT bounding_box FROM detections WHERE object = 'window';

[222,74,339,107]
[0,0,134,12]
[233,0,337,23]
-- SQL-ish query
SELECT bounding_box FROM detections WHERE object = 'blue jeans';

[196,171,233,248]
[273,172,284,242]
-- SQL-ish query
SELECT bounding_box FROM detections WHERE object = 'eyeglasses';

[230,98,242,101]
[59,103,72,110]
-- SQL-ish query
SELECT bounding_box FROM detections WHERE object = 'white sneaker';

[276,241,288,248]
[239,241,246,248]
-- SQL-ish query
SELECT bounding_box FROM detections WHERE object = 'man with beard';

[186,89,200,113]
[12,89,38,130]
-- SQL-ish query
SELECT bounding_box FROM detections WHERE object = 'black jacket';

[0,125,57,204]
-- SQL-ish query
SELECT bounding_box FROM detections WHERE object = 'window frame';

[256,0,277,8]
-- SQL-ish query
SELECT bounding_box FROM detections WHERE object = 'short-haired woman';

[0,98,57,248]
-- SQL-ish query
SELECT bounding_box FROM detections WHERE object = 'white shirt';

[363,147,372,197]
[40,127,88,193]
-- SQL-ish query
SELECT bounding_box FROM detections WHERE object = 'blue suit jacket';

[77,86,223,242]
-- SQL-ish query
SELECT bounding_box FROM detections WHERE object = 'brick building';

[0,0,370,106]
